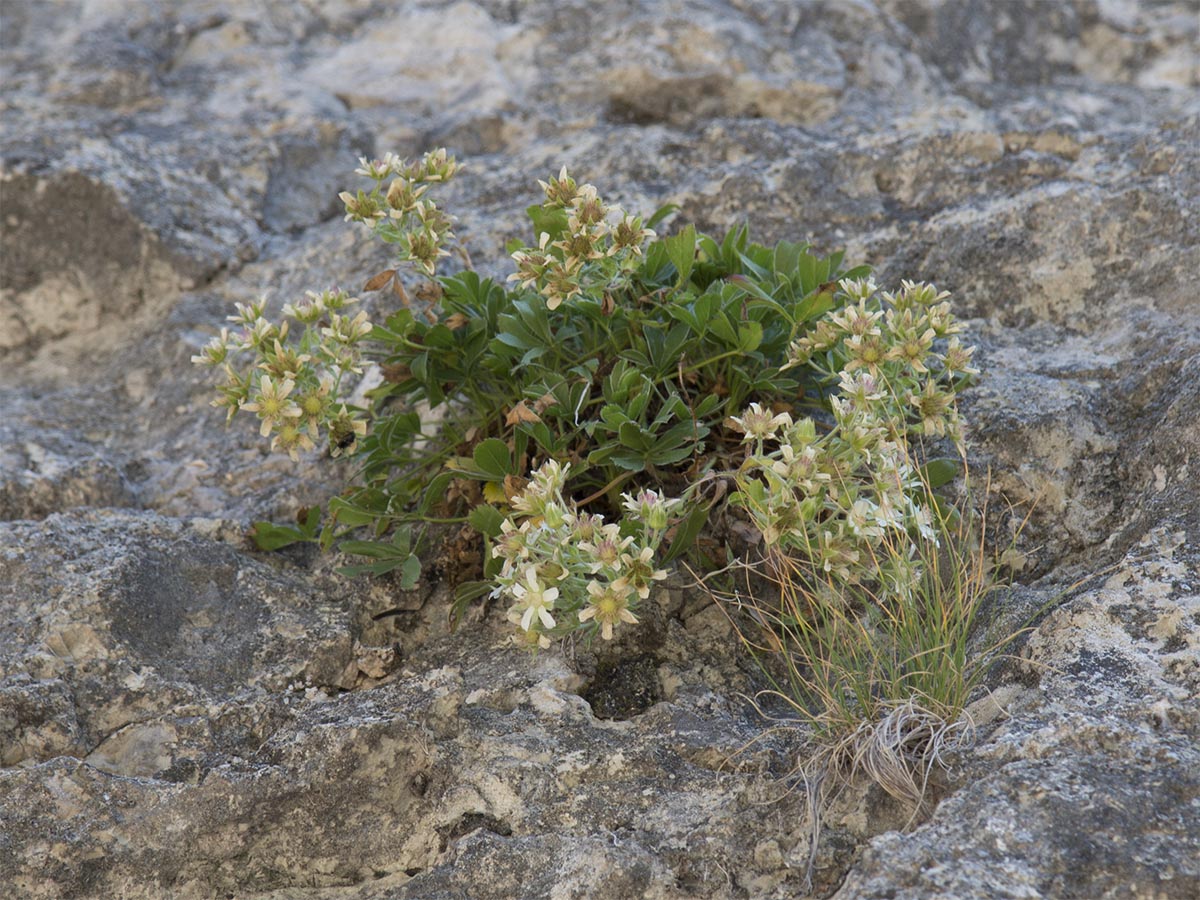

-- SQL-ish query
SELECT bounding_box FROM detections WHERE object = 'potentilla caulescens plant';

[192,288,372,460]
[196,148,985,652]
[727,276,977,604]
[490,459,677,648]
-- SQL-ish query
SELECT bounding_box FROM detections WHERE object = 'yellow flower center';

[596,594,621,620]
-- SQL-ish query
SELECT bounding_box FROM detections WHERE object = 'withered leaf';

[393,276,410,305]
[363,269,397,291]
[502,474,527,502]
[415,281,444,304]
[381,363,412,383]
[505,401,542,426]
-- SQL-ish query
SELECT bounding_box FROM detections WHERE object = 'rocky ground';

[1,1,1198,898]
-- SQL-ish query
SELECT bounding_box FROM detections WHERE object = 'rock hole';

[582,653,662,720]
[437,812,513,852]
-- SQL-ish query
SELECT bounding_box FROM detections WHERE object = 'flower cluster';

[192,288,371,459]
[785,278,977,451]
[508,167,655,310]
[491,459,678,649]
[340,149,461,276]
[730,279,976,602]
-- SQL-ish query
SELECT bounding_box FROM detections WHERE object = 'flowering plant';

[489,459,677,647]
[197,150,980,649]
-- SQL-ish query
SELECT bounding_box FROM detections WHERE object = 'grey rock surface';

[1,1,1197,898]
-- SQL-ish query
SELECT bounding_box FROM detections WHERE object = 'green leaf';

[773,240,808,279]
[473,438,513,478]
[665,224,697,287]
[449,580,494,632]
[250,510,320,551]
[736,251,771,281]
[921,458,961,490]
[336,527,420,581]
[417,470,457,515]
[737,321,764,352]
[336,551,420,579]
[526,205,569,242]
[618,420,653,451]
[468,504,506,538]
[329,496,383,528]
[793,288,836,323]
[398,553,421,589]
[840,264,872,281]
[646,202,680,230]
[661,501,708,563]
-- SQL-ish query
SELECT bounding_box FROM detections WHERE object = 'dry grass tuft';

[701,470,1031,891]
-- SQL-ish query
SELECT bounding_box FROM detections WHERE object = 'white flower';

[838,277,878,302]
[621,489,682,531]
[354,153,401,179]
[240,375,300,437]
[579,578,639,640]
[580,524,634,573]
[530,459,570,494]
[912,505,939,544]
[727,403,793,443]
[510,567,558,632]
[846,498,883,539]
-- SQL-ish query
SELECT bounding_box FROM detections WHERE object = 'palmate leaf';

[468,503,505,538]
[526,204,569,242]
[664,223,697,287]
[250,506,321,551]
[336,526,420,585]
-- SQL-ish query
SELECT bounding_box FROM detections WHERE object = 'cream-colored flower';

[510,567,558,632]
[609,214,655,256]
[843,334,888,376]
[538,166,579,207]
[830,301,883,338]
[322,310,373,344]
[845,498,883,539]
[838,277,878,302]
[271,421,316,461]
[941,337,979,377]
[339,190,385,223]
[618,545,668,599]
[493,518,530,562]
[911,504,939,544]
[579,524,634,573]
[354,153,401,179]
[908,380,955,437]
[241,376,300,437]
[191,328,233,367]
[579,578,639,640]
[295,376,333,438]
[227,297,267,327]
[727,403,793,443]
[328,406,367,457]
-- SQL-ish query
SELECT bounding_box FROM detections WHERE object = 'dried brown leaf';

[363,269,397,291]
[505,401,542,426]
